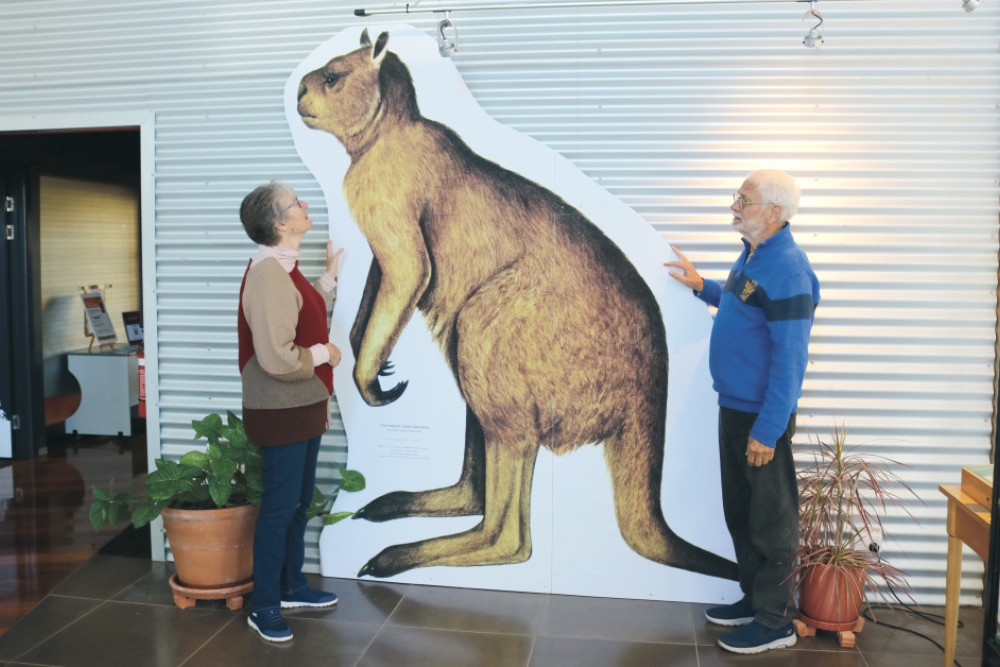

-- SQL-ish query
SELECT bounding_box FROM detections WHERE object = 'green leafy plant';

[90,410,365,530]
[307,468,366,525]
[796,423,920,603]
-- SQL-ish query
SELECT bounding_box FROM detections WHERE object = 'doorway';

[0,129,142,460]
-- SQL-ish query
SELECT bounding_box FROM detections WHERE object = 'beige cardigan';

[240,258,335,446]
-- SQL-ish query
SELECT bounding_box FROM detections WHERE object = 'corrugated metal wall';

[2,0,998,604]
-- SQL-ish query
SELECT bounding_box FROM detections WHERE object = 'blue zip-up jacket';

[697,224,819,447]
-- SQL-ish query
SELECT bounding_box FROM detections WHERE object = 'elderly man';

[665,169,819,654]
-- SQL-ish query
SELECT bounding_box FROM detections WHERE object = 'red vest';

[238,260,333,393]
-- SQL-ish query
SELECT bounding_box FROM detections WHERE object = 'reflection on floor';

[0,435,986,666]
[0,429,147,636]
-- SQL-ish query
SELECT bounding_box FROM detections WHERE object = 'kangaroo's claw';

[361,379,408,406]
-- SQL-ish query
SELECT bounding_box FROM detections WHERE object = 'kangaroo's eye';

[324,74,339,87]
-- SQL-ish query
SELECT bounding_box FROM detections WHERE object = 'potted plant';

[90,410,364,609]
[793,423,919,646]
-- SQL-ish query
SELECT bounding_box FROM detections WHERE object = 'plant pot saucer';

[168,573,253,611]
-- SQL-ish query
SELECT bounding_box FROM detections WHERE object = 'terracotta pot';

[798,562,866,631]
[161,504,259,589]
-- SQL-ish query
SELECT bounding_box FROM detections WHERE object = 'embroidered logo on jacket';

[740,279,758,302]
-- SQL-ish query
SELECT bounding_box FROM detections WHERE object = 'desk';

[940,483,991,667]
[65,347,139,437]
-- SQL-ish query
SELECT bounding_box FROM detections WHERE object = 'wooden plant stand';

[168,574,253,611]
[793,614,865,648]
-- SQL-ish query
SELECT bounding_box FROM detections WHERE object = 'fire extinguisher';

[138,346,146,418]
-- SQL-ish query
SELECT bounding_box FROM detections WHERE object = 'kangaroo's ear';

[360,27,372,46]
[372,31,389,65]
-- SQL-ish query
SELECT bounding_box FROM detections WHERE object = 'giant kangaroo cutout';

[296,29,737,583]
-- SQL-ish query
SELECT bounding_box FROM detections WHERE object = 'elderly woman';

[237,181,342,642]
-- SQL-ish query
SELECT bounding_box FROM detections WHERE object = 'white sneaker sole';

[280,598,338,609]
[247,615,293,642]
[718,632,797,654]
[705,613,754,627]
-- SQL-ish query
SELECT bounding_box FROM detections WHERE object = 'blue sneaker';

[281,586,338,609]
[704,597,754,626]
[247,608,293,642]
[717,621,797,654]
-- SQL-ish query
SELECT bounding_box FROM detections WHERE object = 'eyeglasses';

[281,197,303,213]
[732,192,767,208]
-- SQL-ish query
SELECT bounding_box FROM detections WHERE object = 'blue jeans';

[718,407,799,629]
[250,435,321,612]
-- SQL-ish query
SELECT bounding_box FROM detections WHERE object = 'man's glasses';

[732,193,766,208]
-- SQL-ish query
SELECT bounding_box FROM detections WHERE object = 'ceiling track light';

[437,11,458,57]
[355,0,985,51]
[802,0,824,48]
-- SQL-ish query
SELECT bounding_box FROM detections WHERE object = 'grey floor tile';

[855,606,981,658]
[389,584,547,635]
[698,646,867,666]
[112,560,178,606]
[18,600,236,667]
[529,636,699,666]
[183,615,380,667]
[861,652,963,667]
[0,595,101,661]
[540,595,696,644]
[283,575,408,625]
[52,554,155,600]
[358,625,533,667]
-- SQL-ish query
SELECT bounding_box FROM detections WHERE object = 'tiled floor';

[0,552,985,667]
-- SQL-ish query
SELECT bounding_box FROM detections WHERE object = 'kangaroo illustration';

[297,29,738,581]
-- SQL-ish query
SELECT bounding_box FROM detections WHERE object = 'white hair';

[745,169,800,222]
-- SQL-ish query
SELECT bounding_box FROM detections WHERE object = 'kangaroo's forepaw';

[352,491,414,523]
[378,360,395,376]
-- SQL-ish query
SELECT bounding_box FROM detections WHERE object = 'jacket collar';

[741,222,792,258]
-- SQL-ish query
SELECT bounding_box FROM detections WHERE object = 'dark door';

[0,168,43,460]
[0,172,12,458]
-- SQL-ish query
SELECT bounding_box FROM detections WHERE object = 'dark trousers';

[718,407,799,628]
[251,435,321,612]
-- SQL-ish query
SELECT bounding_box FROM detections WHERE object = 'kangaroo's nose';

[297,82,307,101]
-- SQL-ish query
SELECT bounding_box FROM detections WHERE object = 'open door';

[0,168,43,460]
[0,171,12,458]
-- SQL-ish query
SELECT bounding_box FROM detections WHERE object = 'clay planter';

[161,504,259,608]
[798,561,866,631]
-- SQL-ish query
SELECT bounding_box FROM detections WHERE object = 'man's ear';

[769,204,784,225]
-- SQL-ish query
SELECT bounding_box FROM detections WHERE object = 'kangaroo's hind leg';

[604,412,738,581]
[353,405,486,523]
[358,433,538,578]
